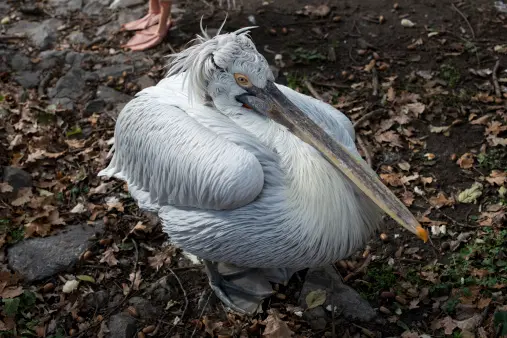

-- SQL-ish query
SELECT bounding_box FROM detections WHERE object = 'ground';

[0,0,507,337]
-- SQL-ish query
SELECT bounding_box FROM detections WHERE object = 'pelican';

[99,24,428,314]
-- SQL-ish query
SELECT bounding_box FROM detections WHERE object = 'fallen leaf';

[477,297,492,309]
[486,170,507,186]
[402,191,415,206]
[305,289,326,309]
[398,161,411,171]
[421,176,433,185]
[429,192,454,208]
[430,125,451,134]
[25,222,52,238]
[401,18,416,27]
[129,269,142,291]
[364,59,376,72]
[77,275,96,283]
[71,203,87,214]
[375,131,404,147]
[62,280,80,293]
[458,183,483,204]
[387,87,396,102]
[403,102,425,117]
[439,316,457,335]
[89,182,111,195]
[0,285,23,299]
[11,188,33,206]
[0,182,13,193]
[148,246,177,270]
[105,196,124,212]
[100,244,119,266]
[380,173,403,187]
[456,313,482,331]
[263,309,294,338]
[457,153,474,169]
[401,173,420,184]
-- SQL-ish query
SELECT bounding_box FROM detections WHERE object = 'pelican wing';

[99,80,265,211]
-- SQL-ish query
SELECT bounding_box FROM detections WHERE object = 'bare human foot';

[122,13,160,31]
[122,19,172,51]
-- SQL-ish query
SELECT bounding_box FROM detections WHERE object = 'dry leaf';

[403,102,425,117]
[305,289,327,309]
[129,269,142,291]
[387,87,395,102]
[458,183,483,204]
[398,161,411,171]
[89,182,111,195]
[364,59,376,72]
[62,280,80,293]
[105,196,124,212]
[402,191,415,206]
[380,173,403,187]
[486,170,507,186]
[430,125,451,134]
[100,244,119,266]
[421,176,433,185]
[401,173,420,184]
[457,153,474,169]
[470,114,492,125]
[439,316,457,335]
[11,188,33,206]
[71,203,87,214]
[263,309,294,338]
[375,131,404,147]
[477,297,491,309]
[429,192,454,208]
[0,182,13,193]
[148,246,176,270]
[0,285,23,299]
[25,222,52,238]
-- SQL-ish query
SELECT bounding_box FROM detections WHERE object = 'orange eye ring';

[234,73,252,87]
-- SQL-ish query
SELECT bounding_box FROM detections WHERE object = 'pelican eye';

[234,73,252,87]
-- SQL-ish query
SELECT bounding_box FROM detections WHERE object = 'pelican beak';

[236,81,428,242]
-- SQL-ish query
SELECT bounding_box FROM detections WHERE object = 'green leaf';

[494,311,507,335]
[20,291,36,308]
[3,298,20,316]
[77,275,95,283]
[66,126,82,137]
[305,289,327,309]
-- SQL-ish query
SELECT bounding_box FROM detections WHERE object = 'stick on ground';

[493,59,501,98]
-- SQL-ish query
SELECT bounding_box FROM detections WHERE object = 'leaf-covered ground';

[1,0,507,337]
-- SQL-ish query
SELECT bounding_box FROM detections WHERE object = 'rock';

[96,86,132,104]
[302,306,328,330]
[10,54,32,72]
[7,222,104,282]
[51,68,87,99]
[109,0,144,9]
[48,0,83,14]
[299,266,377,322]
[50,98,74,111]
[117,7,145,26]
[37,50,67,70]
[31,19,62,50]
[128,297,158,319]
[1,166,32,191]
[81,290,109,312]
[83,0,109,16]
[136,75,155,90]
[107,313,137,338]
[14,71,40,88]
[84,99,106,116]
[68,31,90,45]
[95,64,134,79]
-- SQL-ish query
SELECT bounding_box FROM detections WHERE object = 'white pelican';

[99,24,428,314]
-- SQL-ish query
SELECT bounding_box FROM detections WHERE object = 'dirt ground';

[1,0,507,337]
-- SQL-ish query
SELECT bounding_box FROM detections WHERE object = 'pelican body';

[99,26,426,313]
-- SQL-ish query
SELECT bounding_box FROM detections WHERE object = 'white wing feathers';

[99,82,264,211]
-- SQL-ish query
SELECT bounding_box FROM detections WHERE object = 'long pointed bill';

[237,81,428,242]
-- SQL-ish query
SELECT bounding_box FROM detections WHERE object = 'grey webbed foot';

[204,261,276,314]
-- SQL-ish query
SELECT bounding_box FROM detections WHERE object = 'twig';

[311,81,349,89]
[129,239,139,294]
[356,135,372,167]
[492,59,502,98]
[190,290,213,337]
[303,79,324,101]
[371,67,379,97]
[343,254,372,282]
[0,34,26,41]
[451,4,475,39]
[353,108,385,129]
[165,267,189,337]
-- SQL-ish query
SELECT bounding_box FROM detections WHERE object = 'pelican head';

[166,24,428,243]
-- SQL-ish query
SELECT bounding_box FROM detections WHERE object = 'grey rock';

[0,50,14,72]
[68,31,90,45]
[48,0,83,14]
[83,0,108,15]
[109,0,144,9]
[1,166,32,191]
[10,54,32,72]
[95,64,134,79]
[96,86,132,104]
[38,50,67,70]
[136,75,155,90]
[128,297,158,319]
[31,19,62,50]
[82,290,109,312]
[52,68,87,99]
[84,99,106,116]
[15,71,40,89]
[7,20,39,35]
[7,222,104,282]
[299,266,377,322]
[51,98,74,111]
[107,314,137,338]
[117,7,145,26]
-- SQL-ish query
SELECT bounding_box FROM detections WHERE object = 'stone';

[7,222,104,282]
[1,166,32,191]
[37,50,67,70]
[48,0,83,14]
[10,54,32,72]
[128,297,158,319]
[14,71,40,88]
[83,0,108,16]
[81,290,109,312]
[68,31,90,45]
[299,266,377,322]
[136,75,155,90]
[95,64,134,79]
[84,99,106,116]
[117,7,145,26]
[50,98,74,111]
[109,0,144,9]
[52,68,87,99]
[107,314,137,338]
[96,86,132,104]
[31,19,62,50]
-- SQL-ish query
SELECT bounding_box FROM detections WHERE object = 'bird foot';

[121,12,160,31]
[204,261,277,314]
[122,19,172,51]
